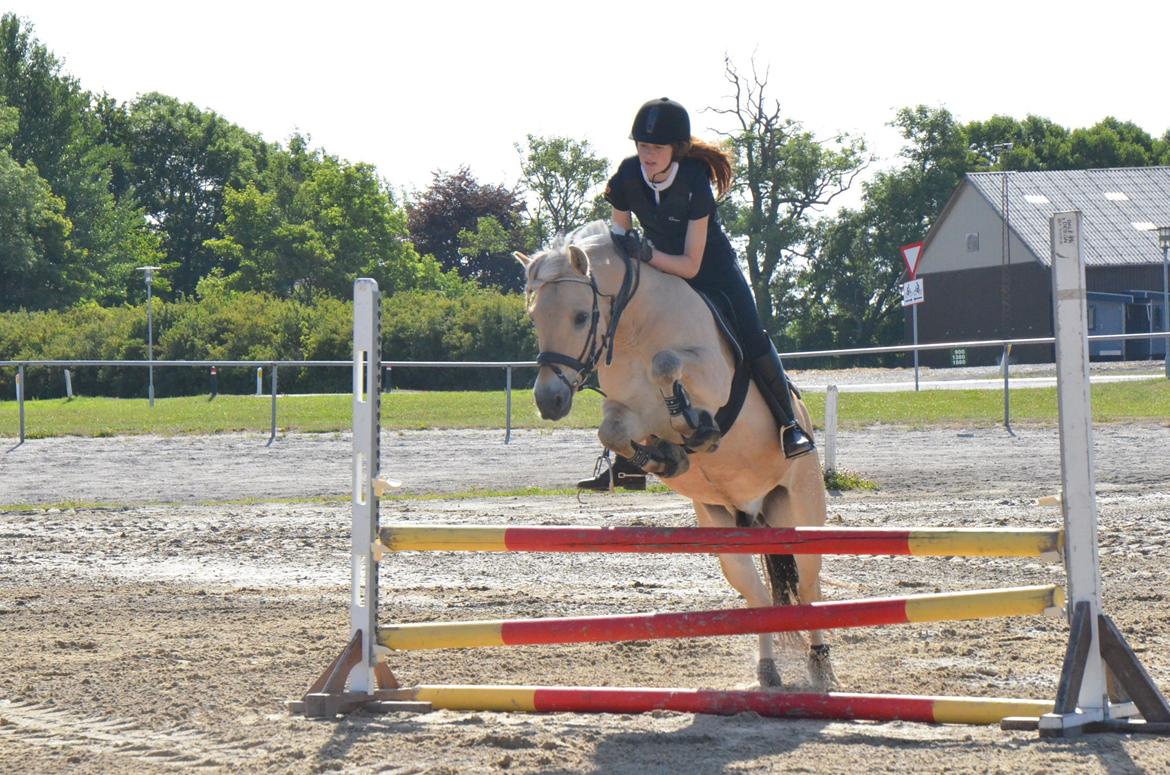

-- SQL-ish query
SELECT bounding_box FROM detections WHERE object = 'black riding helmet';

[630,97,690,145]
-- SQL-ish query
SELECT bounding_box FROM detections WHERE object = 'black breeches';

[694,277,772,360]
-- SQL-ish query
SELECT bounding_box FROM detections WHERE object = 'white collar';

[642,161,679,204]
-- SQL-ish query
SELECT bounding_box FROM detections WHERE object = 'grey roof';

[965,167,1170,267]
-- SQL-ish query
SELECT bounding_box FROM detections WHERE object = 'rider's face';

[636,142,673,181]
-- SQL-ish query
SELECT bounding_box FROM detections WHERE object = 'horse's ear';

[513,251,532,267]
[567,245,589,276]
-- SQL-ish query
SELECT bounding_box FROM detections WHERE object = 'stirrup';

[782,424,815,459]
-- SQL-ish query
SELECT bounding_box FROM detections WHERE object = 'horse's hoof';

[682,416,721,454]
[653,438,690,478]
[757,658,783,688]
[807,645,839,692]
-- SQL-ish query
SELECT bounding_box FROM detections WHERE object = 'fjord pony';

[515,221,835,690]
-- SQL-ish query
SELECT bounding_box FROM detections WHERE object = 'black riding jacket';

[603,156,743,292]
[603,155,770,358]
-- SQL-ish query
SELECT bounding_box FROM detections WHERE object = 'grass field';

[1,380,1167,438]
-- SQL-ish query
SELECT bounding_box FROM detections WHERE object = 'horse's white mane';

[524,220,612,303]
[547,220,611,251]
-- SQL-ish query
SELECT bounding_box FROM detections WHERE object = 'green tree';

[209,150,459,300]
[713,58,868,335]
[790,106,970,353]
[407,167,527,290]
[0,14,160,306]
[516,134,609,245]
[122,92,270,296]
[0,101,77,310]
[966,114,1170,171]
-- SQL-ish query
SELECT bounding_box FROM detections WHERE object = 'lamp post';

[1157,226,1170,379]
[138,266,161,407]
[990,143,1014,342]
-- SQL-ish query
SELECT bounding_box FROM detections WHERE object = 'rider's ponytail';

[673,138,734,199]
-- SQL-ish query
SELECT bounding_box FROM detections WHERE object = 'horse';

[514,221,836,691]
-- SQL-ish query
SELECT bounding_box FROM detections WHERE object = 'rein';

[535,250,640,395]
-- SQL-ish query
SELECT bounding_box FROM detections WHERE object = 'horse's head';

[516,232,608,421]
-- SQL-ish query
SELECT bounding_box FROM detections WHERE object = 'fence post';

[268,364,279,446]
[17,364,25,445]
[64,368,73,399]
[256,367,263,396]
[1002,343,1013,436]
[823,384,838,475]
[505,366,513,444]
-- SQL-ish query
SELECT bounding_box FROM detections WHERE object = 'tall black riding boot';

[577,452,647,491]
[749,346,815,459]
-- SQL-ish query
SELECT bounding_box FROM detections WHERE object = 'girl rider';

[579,97,814,491]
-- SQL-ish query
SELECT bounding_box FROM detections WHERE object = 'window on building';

[951,349,967,366]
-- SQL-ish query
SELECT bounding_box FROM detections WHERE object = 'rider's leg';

[718,280,814,459]
[749,338,815,459]
[577,450,647,491]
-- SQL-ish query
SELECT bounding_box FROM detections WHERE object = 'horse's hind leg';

[764,466,839,691]
[693,501,782,688]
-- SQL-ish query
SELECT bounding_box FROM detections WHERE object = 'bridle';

[534,248,640,395]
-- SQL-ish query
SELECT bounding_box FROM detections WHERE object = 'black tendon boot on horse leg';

[577,451,647,491]
[749,344,815,459]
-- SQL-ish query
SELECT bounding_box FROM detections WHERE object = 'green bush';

[0,285,538,397]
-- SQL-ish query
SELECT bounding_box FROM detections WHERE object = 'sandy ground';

[2,417,1170,773]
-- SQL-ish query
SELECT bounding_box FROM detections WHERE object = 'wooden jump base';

[379,585,1064,651]
[389,685,1055,726]
[293,242,1170,734]
[378,524,1063,558]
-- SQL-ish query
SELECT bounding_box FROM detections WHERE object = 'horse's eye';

[574,311,589,327]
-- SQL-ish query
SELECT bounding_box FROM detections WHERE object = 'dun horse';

[516,221,836,690]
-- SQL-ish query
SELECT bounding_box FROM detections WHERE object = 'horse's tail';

[735,510,799,606]
[764,553,800,606]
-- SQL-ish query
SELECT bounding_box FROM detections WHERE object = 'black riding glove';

[611,229,654,263]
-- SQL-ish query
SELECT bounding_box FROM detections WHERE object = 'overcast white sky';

[7,0,1169,201]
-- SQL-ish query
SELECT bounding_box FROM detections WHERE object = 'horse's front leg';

[650,349,724,454]
[598,400,689,478]
[693,501,783,689]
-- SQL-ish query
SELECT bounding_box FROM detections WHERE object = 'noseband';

[535,251,640,394]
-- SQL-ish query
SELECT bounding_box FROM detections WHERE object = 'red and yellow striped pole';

[378,525,1063,558]
[406,685,1053,725]
[378,584,1063,651]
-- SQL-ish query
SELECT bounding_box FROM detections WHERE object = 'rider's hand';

[612,229,654,263]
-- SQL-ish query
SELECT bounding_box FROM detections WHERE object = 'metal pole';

[1002,344,1013,436]
[146,279,155,408]
[912,304,920,392]
[17,364,25,444]
[64,368,73,399]
[268,364,278,446]
[505,366,513,444]
[257,367,263,396]
[1162,243,1169,379]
